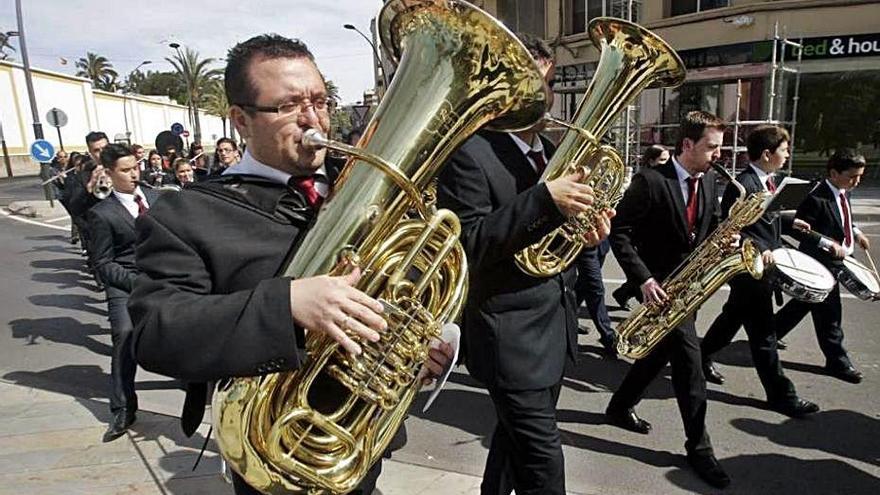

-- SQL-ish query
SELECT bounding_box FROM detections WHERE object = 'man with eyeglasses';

[208,136,239,178]
[128,34,452,495]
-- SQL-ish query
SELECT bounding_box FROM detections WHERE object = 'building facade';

[477,0,880,173]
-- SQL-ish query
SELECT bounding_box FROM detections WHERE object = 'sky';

[0,0,383,104]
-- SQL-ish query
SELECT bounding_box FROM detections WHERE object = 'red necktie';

[134,195,148,216]
[766,176,777,193]
[840,192,852,247]
[685,177,699,236]
[527,150,547,176]
[292,176,323,208]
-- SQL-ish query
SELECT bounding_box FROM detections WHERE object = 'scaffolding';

[634,21,803,176]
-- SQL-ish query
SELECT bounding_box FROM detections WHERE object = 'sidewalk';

[0,381,483,495]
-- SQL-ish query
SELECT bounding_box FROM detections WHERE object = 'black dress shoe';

[687,452,731,489]
[825,364,863,384]
[776,339,788,350]
[702,360,725,385]
[102,409,136,442]
[605,407,651,434]
[612,287,631,310]
[769,398,819,418]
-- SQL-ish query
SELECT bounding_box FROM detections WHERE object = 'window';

[499,0,546,38]
[565,1,642,36]
[670,0,729,17]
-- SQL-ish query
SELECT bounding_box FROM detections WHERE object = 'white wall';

[0,60,227,177]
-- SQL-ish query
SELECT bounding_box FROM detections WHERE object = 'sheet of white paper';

[421,323,461,413]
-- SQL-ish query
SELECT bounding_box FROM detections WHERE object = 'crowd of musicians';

[43,30,875,495]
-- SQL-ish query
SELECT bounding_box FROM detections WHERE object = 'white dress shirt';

[508,133,547,174]
[822,179,857,255]
[671,156,703,204]
[223,150,330,198]
[112,187,149,219]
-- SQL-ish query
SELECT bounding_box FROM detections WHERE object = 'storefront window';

[499,0,546,38]
[565,1,641,35]
[792,70,880,170]
[670,0,729,17]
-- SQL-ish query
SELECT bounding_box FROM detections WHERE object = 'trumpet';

[137,180,181,192]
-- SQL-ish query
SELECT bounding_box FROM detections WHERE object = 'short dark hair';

[216,137,238,150]
[746,125,790,161]
[100,143,133,169]
[225,34,315,108]
[172,157,190,172]
[642,144,668,166]
[131,144,144,152]
[827,148,867,173]
[675,110,726,154]
[85,131,109,147]
[516,32,553,63]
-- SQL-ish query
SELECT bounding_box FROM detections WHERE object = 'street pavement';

[1,176,878,494]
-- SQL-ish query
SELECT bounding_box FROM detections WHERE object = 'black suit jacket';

[62,165,102,218]
[129,159,344,384]
[791,180,856,268]
[721,165,796,253]
[86,189,160,298]
[437,130,578,391]
[611,161,721,285]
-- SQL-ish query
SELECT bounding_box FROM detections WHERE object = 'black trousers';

[608,315,713,455]
[107,295,138,413]
[482,383,565,495]
[774,284,851,369]
[701,276,798,405]
[574,242,615,349]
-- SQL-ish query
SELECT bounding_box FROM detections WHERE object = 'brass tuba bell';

[515,18,686,277]
[211,1,549,493]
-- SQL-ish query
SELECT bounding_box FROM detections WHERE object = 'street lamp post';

[122,60,151,145]
[169,42,194,137]
[343,23,389,99]
[15,0,52,203]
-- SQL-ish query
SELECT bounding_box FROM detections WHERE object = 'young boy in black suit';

[774,149,870,384]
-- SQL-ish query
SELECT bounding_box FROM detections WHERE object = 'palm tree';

[324,79,340,108]
[202,79,236,141]
[75,52,118,89]
[166,47,222,144]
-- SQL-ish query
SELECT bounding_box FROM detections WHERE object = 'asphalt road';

[1,185,878,494]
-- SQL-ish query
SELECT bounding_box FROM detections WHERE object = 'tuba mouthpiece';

[302,129,328,150]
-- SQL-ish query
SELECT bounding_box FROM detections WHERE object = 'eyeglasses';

[236,97,329,116]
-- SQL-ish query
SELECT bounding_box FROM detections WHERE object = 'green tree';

[131,70,189,104]
[75,52,119,90]
[202,79,235,141]
[0,31,16,61]
[324,79,340,107]
[166,47,222,144]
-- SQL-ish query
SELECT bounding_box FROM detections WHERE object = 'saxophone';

[616,163,771,359]
[514,17,686,277]
[212,1,549,493]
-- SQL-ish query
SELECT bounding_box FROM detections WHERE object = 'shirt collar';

[749,163,772,181]
[508,133,544,156]
[112,186,145,202]
[671,156,702,181]
[825,179,845,198]
[223,149,327,185]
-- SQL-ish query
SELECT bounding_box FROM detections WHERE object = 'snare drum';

[767,248,835,303]
[836,256,880,301]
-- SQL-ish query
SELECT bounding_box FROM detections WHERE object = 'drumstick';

[864,248,880,280]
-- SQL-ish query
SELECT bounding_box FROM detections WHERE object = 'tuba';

[515,18,686,277]
[615,163,771,359]
[212,1,549,493]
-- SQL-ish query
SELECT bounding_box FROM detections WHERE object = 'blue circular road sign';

[171,122,185,135]
[29,139,56,163]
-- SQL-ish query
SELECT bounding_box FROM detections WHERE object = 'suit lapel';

[109,195,136,230]
[818,182,845,236]
[658,163,689,237]
[486,131,541,189]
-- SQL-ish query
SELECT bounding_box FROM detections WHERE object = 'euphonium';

[212,1,549,493]
[515,18,686,277]
[616,163,772,359]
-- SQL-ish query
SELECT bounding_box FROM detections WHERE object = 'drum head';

[843,257,880,294]
[772,248,835,291]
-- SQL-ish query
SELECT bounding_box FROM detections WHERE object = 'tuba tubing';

[515,17,686,277]
[212,1,550,493]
